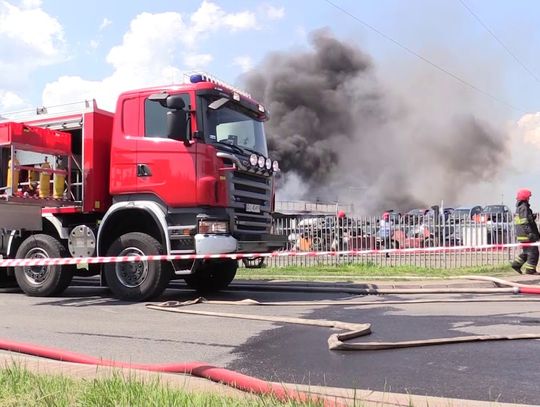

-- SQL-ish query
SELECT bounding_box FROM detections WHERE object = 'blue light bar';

[185,71,253,99]
[190,74,204,83]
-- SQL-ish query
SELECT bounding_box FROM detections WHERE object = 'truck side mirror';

[165,95,189,143]
[166,95,186,110]
[166,110,188,143]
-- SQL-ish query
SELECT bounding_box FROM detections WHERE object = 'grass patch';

[237,263,513,281]
[0,363,325,407]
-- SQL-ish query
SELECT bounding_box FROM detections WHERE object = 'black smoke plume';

[242,29,508,214]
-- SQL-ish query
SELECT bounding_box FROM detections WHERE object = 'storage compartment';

[0,122,71,155]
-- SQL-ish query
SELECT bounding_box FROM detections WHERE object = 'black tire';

[104,232,170,301]
[184,259,237,293]
[14,234,73,297]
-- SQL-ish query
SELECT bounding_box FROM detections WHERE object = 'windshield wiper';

[215,140,245,155]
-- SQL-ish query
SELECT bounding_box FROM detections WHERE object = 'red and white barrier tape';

[0,241,535,268]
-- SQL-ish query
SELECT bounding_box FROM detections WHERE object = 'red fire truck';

[0,73,282,301]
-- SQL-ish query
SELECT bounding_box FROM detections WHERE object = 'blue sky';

[1,0,540,207]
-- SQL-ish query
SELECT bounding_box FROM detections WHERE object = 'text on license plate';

[245,203,261,213]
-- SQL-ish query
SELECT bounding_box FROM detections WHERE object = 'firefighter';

[511,188,540,274]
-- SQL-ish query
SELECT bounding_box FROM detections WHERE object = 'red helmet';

[337,210,346,218]
[382,212,390,220]
[517,188,532,201]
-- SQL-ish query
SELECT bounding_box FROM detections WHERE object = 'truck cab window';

[144,94,189,138]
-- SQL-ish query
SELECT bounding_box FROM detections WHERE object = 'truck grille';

[230,171,272,234]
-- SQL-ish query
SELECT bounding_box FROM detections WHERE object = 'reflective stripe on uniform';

[524,263,537,270]
[517,236,530,242]
[515,216,528,225]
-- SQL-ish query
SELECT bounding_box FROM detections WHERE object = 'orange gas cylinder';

[39,157,51,198]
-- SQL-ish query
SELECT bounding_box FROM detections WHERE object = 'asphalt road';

[1,279,540,405]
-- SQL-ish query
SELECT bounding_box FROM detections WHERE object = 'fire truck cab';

[0,73,282,301]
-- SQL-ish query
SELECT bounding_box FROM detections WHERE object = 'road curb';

[285,382,534,407]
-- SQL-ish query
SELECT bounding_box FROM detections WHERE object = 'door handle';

[137,164,152,177]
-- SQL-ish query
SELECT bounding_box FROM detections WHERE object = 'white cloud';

[99,17,112,31]
[42,2,260,110]
[223,10,257,31]
[232,56,253,73]
[186,0,257,45]
[42,76,101,105]
[0,0,65,88]
[516,112,540,148]
[44,12,186,109]
[0,1,64,58]
[184,53,213,69]
[0,90,28,111]
[262,4,284,20]
[89,39,99,49]
[20,0,41,8]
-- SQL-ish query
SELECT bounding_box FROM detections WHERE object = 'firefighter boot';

[511,253,527,274]
[523,263,538,275]
[510,260,524,274]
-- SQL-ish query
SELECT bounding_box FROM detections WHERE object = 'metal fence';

[244,212,526,269]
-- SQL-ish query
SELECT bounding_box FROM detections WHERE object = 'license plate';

[245,203,261,213]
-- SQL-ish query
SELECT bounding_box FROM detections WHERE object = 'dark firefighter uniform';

[511,199,540,274]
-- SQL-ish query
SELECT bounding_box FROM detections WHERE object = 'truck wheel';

[184,259,237,293]
[14,234,73,297]
[104,232,170,301]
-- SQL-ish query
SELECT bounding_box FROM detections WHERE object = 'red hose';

[0,339,342,407]
[518,287,540,295]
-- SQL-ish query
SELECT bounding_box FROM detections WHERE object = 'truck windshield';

[203,97,268,157]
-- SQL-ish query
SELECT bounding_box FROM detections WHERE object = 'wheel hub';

[115,247,148,288]
[23,247,50,285]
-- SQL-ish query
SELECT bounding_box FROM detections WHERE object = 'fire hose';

[0,338,340,406]
[147,275,540,351]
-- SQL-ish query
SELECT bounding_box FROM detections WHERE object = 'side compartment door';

[136,93,198,206]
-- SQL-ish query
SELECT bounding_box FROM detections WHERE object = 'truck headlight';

[249,154,258,166]
[265,158,272,170]
[258,156,265,168]
[198,220,229,234]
